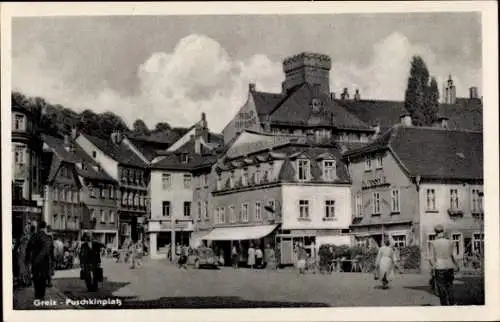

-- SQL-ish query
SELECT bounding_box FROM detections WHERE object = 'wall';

[419,181,483,266]
[192,168,216,231]
[281,184,351,230]
[150,169,193,222]
[222,92,261,145]
[76,135,119,180]
[211,185,282,227]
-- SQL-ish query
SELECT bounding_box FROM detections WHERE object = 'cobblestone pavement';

[15,257,484,309]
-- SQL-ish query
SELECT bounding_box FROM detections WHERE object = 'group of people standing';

[231,243,277,269]
[114,238,146,269]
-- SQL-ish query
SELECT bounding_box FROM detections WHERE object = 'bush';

[399,245,421,270]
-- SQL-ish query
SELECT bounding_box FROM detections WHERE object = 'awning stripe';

[203,224,278,241]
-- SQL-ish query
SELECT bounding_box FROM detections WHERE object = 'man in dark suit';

[79,233,103,291]
[25,221,53,300]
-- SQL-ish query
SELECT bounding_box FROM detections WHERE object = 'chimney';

[282,52,331,95]
[340,88,349,100]
[469,86,479,99]
[400,113,412,126]
[354,89,361,101]
[249,83,256,92]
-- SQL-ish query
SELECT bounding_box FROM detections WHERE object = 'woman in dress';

[17,224,34,287]
[376,239,398,289]
[264,244,276,269]
[296,243,307,275]
[247,243,256,269]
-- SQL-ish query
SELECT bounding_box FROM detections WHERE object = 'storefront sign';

[12,205,42,213]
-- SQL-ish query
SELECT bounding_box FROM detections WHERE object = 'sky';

[12,13,482,132]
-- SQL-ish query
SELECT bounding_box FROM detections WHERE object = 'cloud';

[12,32,481,133]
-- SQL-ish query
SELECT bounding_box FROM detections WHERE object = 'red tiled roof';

[345,126,483,180]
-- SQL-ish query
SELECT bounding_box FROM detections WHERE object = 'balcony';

[447,208,464,218]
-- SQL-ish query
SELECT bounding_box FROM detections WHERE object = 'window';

[162,173,171,189]
[355,193,363,217]
[364,157,372,171]
[99,209,105,223]
[100,186,105,199]
[473,233,484,254]
[53,187,59,201]
[122,191,128,205]
[109,211,115,223]
[376,155,383,169]
[452,233,462,257]
[64,187,70,201]
[299,200,310,219]
[204,201,209,220]
[450,189,459,210]
[184,201,191,217]
[242,168,249,186]
[323,160,336,181]
[53,214,59,229]
[229,171,235,188]
[183,174,192,188]
[427,234,436,256]
[372,192,381,214]
[426,189,436,211]
[391,189,400,213]
[92,151,97,158]
[13,114,26,131]
[241,203,249,222]
[14,145,25,164]
[162,201,171,217]
[61,214,66,229]
[229,205,236,223]
[202,174,208,186]
[471,189,483,213]
[216,174,222,190]
[109,186,114,199]
[392,235,406,248]
[324,200,336,219]
[219,207,226,223]
[196,201,202,220]
[255,169,261,184]
[128,194,133,207]
[134,194,139,207]
[297,159,310,181]
[181,154,189,164]
[255,201,262,221]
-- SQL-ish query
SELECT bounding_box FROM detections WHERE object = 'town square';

[5,6,493,316]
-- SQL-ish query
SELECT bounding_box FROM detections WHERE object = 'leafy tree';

[133,119,150,136]
[424,77,440,125]
[154,122,172,132]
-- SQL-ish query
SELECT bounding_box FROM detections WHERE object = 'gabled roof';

[43,134,116,183]
[345,126,483,180]
[336,99,407,133]
[82,134,148,168]
[269,83,373,131]
[252,90,286,121]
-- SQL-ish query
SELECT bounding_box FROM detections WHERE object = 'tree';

[424,77,440,125]
[404,56,430,126]
[133,119,150,136]
[154,122,172,132]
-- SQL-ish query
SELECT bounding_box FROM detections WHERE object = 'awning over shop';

[203,224,278,241]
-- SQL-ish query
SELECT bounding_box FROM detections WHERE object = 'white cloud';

[12,32,481,133]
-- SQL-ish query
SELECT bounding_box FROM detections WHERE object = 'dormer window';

[255,169,261,184]
[364,157,372,171]
[376,155,383,169]
[216,174,222,190]
[322,160,336,181]
[242,168,249,186]
[297,159,311,181]
[311,98,322,113]
[181,154,189,164]
[13,113,26,131]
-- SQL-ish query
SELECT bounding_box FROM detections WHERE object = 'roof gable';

[82,134,147,168]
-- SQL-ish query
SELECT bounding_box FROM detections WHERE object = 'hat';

[434,224,445,233]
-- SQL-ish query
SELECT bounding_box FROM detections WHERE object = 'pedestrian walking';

[17,224,35,287]
[25,221,53,300]
[264,244,276,269]
[429,224,460,306]
[231,244,239,268]
[247,244,256,269]
[255,247,264,268]
[375,239,398,289]
[79,233,104,292]
[296,243,307,275]
[178,245,188,270]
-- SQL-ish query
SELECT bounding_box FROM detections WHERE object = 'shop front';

[202,224,279,266]
[147,219,193,259]
[276,229,352,266]
[12,202,42,241]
